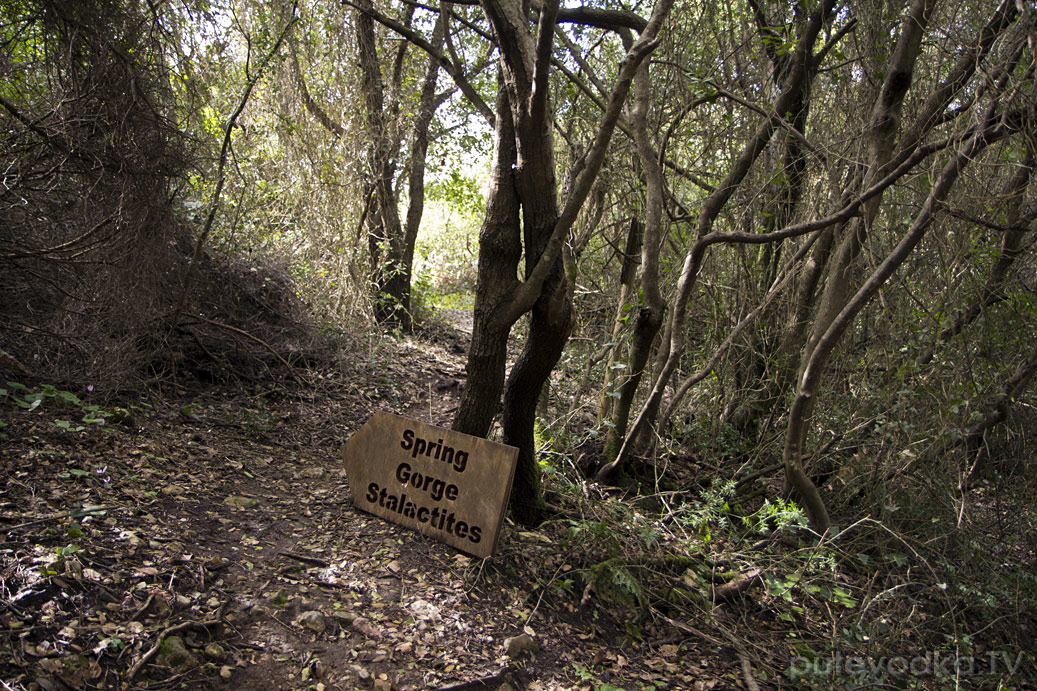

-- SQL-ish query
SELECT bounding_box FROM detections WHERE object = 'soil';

[0,318,747,691]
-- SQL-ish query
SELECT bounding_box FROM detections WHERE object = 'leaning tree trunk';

[452,84,522,438]
[502,270,572,525]
[597,217,644,425]
[452,0,674,523]
[601,56,667,464]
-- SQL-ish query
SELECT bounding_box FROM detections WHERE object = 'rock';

[156,635,196,670]
[503,633,538,658]
[204,642,226,661]
[223,495,259,508]
[373,679,393,691]
[296,610,327,634]
[332,611,355,627]
[352,616,382,640]
[407,599,440,622]
[435,378,460,392]
[219,665,233,682]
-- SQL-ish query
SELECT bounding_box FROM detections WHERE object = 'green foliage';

[415,171,484,295]
[742,497,808,535]
[589,559,644,610]
[3,381,115,431]
[672,478,737,544]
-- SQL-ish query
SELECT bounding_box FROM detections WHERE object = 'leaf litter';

[0,327,742,690]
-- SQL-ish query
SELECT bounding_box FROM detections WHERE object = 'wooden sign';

[341,412,518,558]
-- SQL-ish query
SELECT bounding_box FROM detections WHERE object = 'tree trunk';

[453,0,673,522]
[597,0,839,483]
[783,114,1007,532]
[452,83,522,438]
[600,56,667,466]
[782,0,940,530]
[597,217,644,424]
[502,272,572,525]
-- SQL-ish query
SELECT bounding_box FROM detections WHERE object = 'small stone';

[295,610,326,634]
[332,611,355,626]
[503,633,538,658]
[204,642,226,661]
[352,616,382,640]
[223,495,259,508]
[156,635,196,670]
[220,665,233,682]
[373,679,392,691]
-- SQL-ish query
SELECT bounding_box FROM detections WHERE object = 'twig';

[717,627,762,691]
[653,612,725,646]
[278,551,329,567]
[4,505,107,530]
[436,667,521,691]
[712,568,762,602]
[734,462,784,489]
[129,594,155,622]
[1,510,65,523]
[737,651,763,691]
[126,610,224,681]
[189,316,303,384]
[167,6,298,334]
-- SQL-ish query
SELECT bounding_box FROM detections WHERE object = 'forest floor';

[0,316,754,691]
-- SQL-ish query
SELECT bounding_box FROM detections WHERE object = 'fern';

[590,560,644,610]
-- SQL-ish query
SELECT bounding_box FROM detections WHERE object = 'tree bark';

[451,0,673,523]
[452,81,522,438]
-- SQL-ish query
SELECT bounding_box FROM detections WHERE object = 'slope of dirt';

[1,325,746,690]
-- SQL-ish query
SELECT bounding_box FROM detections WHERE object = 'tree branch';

[499,0,675,326]
[168,6,297,333]
[344,0,495,125]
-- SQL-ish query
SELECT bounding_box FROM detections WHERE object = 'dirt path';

[1,328,739,690]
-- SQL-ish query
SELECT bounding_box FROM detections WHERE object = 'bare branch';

[344,0,495,125]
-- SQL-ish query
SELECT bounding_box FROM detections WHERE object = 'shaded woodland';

[2,0,1036,688]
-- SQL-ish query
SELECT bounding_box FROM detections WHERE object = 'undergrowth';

[469,415,1037,690]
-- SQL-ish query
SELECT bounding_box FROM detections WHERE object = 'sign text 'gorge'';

[341,412,518,558]
[362,429,481,544]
